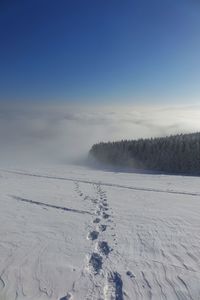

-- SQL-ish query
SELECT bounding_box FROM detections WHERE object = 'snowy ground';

[0,164,200,299]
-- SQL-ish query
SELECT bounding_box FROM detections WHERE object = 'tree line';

[89,132,200,174]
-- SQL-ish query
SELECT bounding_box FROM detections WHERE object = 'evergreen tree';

[89,132,200,174]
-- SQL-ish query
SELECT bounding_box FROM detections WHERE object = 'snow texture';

[0,164,200,299]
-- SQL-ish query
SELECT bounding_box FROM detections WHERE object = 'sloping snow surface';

[0,165,200,299]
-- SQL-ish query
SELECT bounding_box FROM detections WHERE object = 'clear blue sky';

[0,0,200,103]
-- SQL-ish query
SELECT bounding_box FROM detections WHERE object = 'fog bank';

[0,102,200,167]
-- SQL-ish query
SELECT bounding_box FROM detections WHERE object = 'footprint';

[88,231,99,240]
[89,253,103,274]
[126,271,135,279]
[99,224,107,232]
[99,204,108,211]
[98,241,111,256]
[93,217,101,224]
[102,212,110,219]
[60,293,72,300]
[104,272,124,300]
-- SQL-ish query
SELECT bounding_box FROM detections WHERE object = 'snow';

[0,164,200,299]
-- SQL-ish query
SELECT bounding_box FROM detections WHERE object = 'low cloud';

[0,102,199,167]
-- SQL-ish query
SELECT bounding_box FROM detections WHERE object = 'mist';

[0,102,200,167]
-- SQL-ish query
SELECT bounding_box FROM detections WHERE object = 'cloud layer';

[0,102,200,166]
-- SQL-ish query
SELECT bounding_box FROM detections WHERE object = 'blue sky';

[0,0,200,103]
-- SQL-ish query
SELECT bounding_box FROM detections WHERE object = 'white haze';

[0,102,200,167]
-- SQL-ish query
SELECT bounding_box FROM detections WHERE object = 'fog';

[0,102,200,167]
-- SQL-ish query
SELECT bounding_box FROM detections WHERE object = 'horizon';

[0,1,200,165]
[0,102,200,166]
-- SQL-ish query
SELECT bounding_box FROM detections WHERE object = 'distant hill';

[89,132,200,174]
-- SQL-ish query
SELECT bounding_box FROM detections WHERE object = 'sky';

[0,0,200,103]
[1,1,200,165]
